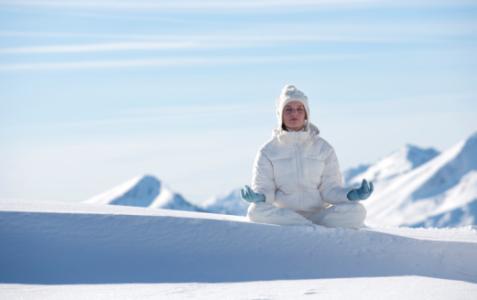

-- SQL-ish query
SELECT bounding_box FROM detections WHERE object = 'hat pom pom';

[282,84,297,96]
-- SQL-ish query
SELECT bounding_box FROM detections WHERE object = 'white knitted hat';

[276,84,310,129]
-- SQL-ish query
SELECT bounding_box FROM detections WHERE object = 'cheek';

[295,115,306,122]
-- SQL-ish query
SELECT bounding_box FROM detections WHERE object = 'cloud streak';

[1,0,475,11]
[2,16,475,55]
[0,54,362,71]
[0,35,400,55]
[0,41,199,54]
[0,0,404,11]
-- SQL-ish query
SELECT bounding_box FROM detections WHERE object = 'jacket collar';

[273,122,320,144]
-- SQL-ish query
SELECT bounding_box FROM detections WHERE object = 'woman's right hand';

[240,185,266,203]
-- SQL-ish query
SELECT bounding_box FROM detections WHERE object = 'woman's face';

[282,101,306,131]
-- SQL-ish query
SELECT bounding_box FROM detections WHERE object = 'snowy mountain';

[84,132,477,229]
[350,131,477,228]
[85,175,203,212]
[343,163,371,184]
[1,202,476,299]
[201,188,249,216]
[346,144,440,185]
[85,175,249,216]
[410,171,477,227]
[411,132,477,201]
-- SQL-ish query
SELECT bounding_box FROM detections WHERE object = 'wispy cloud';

[0,41,199,54]
[1,0,475,11]
[0,54,362,71]
[0,0,389,11]
[0,36,399,55]
[2,15,475,55]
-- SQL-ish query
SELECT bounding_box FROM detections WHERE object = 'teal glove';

[240,185,266,203]
[347,179,374,201]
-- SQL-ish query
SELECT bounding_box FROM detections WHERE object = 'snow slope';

[2,276,476,300]
[85,175,203,212]
[201,188,249,216]
[347,144,439,185]
[86,175,249,216]
[1,202,477,299]
[347,131,477,227]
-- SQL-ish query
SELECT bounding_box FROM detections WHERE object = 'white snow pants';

[247,202,366,229]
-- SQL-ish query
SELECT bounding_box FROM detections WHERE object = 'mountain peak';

[140,174,161,183]
[202,188,249,216]
[84,174,160,206]
[401,144,440,169]
[110,175,161,207]
[411,131,477,201]
[345,144,440,185]
[462,130,477,152]
[468,130,477,141]
[85,174,203,212]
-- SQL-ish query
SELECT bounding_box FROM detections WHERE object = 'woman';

[241,84,373,228]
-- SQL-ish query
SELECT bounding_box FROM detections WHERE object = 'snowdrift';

[1,202,476,285]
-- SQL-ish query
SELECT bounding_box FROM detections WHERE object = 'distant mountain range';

[351,131,477,228]
[85,131,477,228]
[84,175,204,212]
[84,174,249,215]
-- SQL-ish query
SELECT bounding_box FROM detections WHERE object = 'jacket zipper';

[294,140,304,209]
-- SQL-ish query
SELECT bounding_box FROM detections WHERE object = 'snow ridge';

[111,175,160,207]
[411,134,477,201]
[346,144,439,185]
[355,131,477,228]
[85,175,203,212]
[1,203,476,284]
[201,188,249,216]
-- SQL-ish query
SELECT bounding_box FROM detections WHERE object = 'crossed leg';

[247,202,366,229]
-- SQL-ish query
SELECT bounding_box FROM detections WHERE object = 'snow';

[2,277,476,300]
[84,175,156,206]
[85,174,203,212]
[343,163,371,184]
[347,144,439,185]
[83,132,477,229]
[85,174,249,216]
[1,201,477,299]
[201,188,249,216]
[348,131,477,228]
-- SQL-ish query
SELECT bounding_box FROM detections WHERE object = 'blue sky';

[1,0,476,204]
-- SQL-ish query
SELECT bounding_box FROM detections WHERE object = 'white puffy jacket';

[251,123,349,213]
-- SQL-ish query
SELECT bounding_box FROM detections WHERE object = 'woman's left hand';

[347,179,374,201]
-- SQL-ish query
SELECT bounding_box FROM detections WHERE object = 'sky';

[0,0,476,205]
